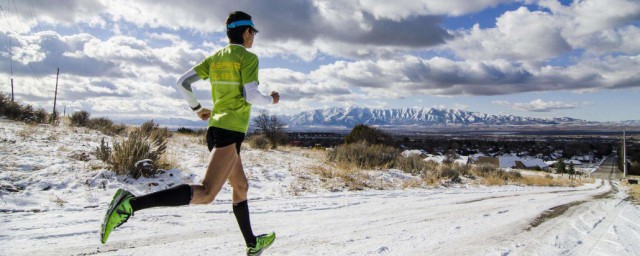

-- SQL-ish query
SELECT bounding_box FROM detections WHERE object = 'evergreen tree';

[556,158,566,176]
[344,124,393,146]
[568,162,575,179]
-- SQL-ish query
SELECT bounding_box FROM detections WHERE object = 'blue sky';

[1,0,639,122]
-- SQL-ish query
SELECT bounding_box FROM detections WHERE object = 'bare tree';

[252,111,287,149]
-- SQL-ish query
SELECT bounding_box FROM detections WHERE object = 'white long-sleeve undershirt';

[175,70,202,111]
[243,81,273,105]
[175,69,273,111]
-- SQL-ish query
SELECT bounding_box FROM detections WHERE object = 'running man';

[100,11,279,256]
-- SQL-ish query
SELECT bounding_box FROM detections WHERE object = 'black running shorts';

[206,126,245,154]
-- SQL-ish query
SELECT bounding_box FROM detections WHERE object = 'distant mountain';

[112,107,639,131]
[604,120,640,126]
[286,107,586,128]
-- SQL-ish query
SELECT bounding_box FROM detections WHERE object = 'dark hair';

[226,11,254,44]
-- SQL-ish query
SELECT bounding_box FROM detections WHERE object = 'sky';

[1,0,639,122]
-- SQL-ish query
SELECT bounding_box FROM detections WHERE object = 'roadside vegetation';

[95,120,174,178]
[0,104,599,190]
[247,111,288,149]
[322,124,593,190]
[0,92,52,124]
[70,110,127,135]
[619,144,640,176]
[622,176,640,204]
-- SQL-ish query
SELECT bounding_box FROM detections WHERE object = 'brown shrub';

[71,111,91,127]
[246,134,271,149]
[104,121,171,178]
[0,93,50,124]
[393,155,437,175]
[327,141,399,169]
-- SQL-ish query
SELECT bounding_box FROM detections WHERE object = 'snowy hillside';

[1,119,639,256]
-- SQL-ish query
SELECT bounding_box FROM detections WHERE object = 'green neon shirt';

[193,45,258,133]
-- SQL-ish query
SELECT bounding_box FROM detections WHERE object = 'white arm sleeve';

[243,81,273,105]
[175,69,203,112]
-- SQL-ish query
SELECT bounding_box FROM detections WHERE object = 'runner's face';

[244,28,255,48]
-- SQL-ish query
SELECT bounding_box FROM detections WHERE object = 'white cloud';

[453,103,470,110]
[446,7,571,63]
[307,53,640,97]
[446,0,640,64]
[11,0,453,60]
[431,104,469,110]
[0,28,213,118]
[538,0,640,36]
[492,99,578,112]
[579,25,640,56]
[357,0,510,19]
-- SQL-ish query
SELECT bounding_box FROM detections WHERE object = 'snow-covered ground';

[1,119,639,256]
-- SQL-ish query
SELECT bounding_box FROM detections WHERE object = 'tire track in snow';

[566,199,630,256]
[502,180,637,256]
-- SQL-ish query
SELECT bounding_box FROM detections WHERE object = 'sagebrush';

[95,138,111,162]
[70,111,91,127]
[327,141,399,169]
[393,155,437,175]
[246,134,271,149]
[101,120,172,178]
[69,110,127,135]
[0,92,50,124]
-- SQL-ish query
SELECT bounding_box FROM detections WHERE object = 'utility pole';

[53,68,59,115]
[9,33,14,101]
[623,130,627,178]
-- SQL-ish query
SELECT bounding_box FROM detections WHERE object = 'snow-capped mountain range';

[113,107,639,130]
[285,107,584,127]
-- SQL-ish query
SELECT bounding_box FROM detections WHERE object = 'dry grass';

[483,175,508,186]
[17,125,38,140]
[246,134,271,149]
[309,165,334,178]
[468,164,593,187]
[623,176,640,204]
[401,179,423,189]
[629,185,640,204]
[520,175,568,186]
[310,165,373,191]
[327,141,398,169]
[316,148,595,189]
[422,174,441,186]
[478,171,594,187]
[158,148,181,171]
[395,155,437,176]
[49,195,67,207]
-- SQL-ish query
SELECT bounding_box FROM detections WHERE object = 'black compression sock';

[129,184,192,212]
[233,200,257,246]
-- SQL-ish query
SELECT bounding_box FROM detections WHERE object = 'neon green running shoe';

[247,232,276,256]
[100,188,134,244]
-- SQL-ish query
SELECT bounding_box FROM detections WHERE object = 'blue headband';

[227,20,255,29]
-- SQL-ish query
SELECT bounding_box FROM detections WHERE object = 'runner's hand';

[197,108,211,120]
[270,91,280,104]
